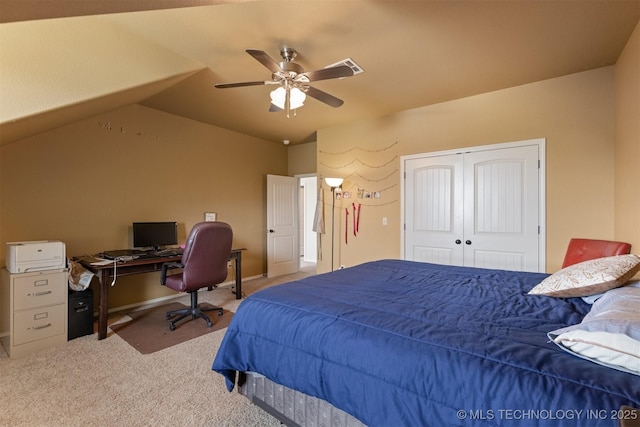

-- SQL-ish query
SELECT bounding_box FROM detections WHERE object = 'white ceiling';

[1,0,638,145]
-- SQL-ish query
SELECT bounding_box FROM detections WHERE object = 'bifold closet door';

[404,143,541,272]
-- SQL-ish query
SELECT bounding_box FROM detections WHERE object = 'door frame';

[400,138,546,272]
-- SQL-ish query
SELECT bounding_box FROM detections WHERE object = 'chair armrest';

[161,262,183,285]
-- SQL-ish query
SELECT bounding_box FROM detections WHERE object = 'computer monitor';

[132,222,178,250]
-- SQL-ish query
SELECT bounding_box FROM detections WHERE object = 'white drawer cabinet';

[1,268,68,358]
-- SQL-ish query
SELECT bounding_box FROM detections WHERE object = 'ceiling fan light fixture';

[270,86,306,110]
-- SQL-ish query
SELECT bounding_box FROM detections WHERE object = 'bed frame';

[239,371,640,427]
[239,371,364,427]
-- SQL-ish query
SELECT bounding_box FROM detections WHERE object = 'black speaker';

[68,288,94,340]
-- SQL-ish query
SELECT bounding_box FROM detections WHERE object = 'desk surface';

[75,248,245,340]
[77,254,181,271]
[77,247,246,271]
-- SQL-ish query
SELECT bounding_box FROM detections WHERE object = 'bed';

[212,259,640,426]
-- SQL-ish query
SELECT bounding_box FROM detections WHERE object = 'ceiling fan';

[214,47,355,117]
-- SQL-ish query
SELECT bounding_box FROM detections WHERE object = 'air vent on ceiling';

[326,58,364,75]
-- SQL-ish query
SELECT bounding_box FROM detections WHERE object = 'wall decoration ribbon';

[320,156,398,170]
[352,203,357,236]
[345,208,350,244]
[319,140,399,155]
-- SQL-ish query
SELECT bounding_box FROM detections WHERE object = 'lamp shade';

[270,87,306,110]
[324,177,344,188]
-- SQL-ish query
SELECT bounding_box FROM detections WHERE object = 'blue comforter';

[213,260,640,426]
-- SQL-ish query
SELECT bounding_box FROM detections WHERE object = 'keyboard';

[135,251,160,259]
[102,248,183,260]
[154,248,184,257]
[102,249,147,259]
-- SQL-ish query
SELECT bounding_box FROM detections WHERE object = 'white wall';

[299,176,318,263]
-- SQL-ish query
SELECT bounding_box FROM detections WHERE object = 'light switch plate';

[205,212,217,222]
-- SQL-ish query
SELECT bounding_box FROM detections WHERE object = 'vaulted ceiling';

[1,0,638,145]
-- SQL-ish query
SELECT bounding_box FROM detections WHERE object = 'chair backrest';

[561,238,632,268]
[180,222,233,291]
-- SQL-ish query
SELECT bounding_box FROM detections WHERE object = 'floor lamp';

[324,177,344,272]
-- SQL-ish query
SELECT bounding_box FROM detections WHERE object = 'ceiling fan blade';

[304,86,344,108]
[269,103,283,112]
[301,65,354,82]
[246,49,283,73]
[214,81,270,89]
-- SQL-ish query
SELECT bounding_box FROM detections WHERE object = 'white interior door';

[267,174,299,278]
[404,153,464,265]
[463,145,540,271]
[403,140,544,272]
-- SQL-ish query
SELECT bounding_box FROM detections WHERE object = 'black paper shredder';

[68,288,94,340]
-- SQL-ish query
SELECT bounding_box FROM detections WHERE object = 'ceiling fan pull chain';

[285,85,291,118]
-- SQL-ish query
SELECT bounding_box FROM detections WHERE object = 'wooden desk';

[78,248,244,340]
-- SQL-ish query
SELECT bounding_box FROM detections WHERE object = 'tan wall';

[1,34,636,319]
[317,67,618,274]
[0,104,287,312]
[615,21,640,251]
[288,142,317,176]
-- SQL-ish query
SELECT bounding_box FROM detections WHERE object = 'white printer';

[6,240,66,273]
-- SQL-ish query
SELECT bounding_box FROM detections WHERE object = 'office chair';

[562,238,631,268]
[160,221,233,331]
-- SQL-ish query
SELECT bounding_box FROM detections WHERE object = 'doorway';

[298,175,318,273]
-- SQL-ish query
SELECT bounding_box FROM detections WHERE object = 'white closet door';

[404,153,464,266]
[463,145,540,272]
[403,140,543,272]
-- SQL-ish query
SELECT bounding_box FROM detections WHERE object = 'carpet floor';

[0,263,315,426]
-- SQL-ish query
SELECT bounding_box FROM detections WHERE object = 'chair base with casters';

[165,290,223,331]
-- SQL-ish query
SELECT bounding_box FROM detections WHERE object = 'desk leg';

[235,252,242,299]
[97,269,110,340]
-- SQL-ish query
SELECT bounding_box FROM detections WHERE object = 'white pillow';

[548,283,640,375]
[528,254,640,298]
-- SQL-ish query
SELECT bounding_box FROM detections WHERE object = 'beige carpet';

[110,302,233,354]
[0,264,315,427]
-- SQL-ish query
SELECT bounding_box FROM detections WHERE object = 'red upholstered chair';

[161,222,233,331]
[561,238,632,268]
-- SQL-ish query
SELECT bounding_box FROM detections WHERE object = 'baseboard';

[104,274,264,315]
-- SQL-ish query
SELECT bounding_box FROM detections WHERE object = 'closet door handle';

[465,240,472,245]
[455,239,462,245]
[268,229,275,233]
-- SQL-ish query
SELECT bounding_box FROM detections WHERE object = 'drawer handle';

[31,323,52,330]
[28,291,52,297]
